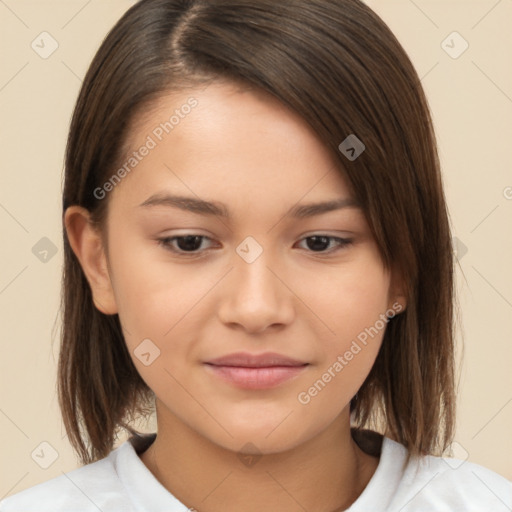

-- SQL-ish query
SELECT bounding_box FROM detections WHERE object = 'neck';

[139,404,380,512]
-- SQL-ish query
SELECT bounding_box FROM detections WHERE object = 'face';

[74,80,405,455]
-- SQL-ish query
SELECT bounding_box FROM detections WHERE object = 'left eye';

[296,235,353,253]
[157,234,353,256]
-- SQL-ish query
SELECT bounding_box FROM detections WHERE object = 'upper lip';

[205,352,308,368]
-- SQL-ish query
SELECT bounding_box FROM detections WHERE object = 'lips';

[205,351,307,368]
[204,352,309,389]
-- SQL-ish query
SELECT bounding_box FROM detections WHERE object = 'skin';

[65,80,407,512]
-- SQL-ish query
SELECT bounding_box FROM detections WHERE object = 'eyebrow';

[138,193,361,219]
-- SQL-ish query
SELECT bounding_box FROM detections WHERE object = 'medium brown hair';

[58,0,458,466]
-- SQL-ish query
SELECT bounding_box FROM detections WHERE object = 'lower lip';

[204,364,308,389]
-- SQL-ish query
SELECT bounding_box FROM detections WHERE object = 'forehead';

[109,80,356,217]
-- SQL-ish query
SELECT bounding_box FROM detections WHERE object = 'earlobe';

[388,265,407,315]
[391,296,407,315]
[64,206,118,315]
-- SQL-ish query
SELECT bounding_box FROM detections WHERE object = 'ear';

[387,263,407,315]
[64,206,118,315]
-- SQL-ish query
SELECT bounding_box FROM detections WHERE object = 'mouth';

[203,352,310,390]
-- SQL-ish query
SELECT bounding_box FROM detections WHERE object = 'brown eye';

[297,235,353,254]
[158,235,213,255]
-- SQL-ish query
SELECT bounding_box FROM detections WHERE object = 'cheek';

[106,231,200,338]
[294,272,389,428]
[293,253,391,342]
[108,243,219,393]
[292,254,390,396]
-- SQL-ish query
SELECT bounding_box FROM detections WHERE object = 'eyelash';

[156,234,353,258]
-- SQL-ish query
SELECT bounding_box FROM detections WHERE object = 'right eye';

[157,235,215,256]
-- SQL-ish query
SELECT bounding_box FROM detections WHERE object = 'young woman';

[2,0,510,511]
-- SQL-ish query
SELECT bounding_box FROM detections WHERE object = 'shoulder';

[0,444,134,512]
[388,439,512,511]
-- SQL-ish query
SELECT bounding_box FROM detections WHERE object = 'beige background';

[1,0,511,500]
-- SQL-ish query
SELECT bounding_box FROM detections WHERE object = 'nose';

[217,244,295,334]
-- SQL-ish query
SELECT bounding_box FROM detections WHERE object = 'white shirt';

[1,431,511,511]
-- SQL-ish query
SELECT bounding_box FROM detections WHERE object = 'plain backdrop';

[1,0,511,499]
